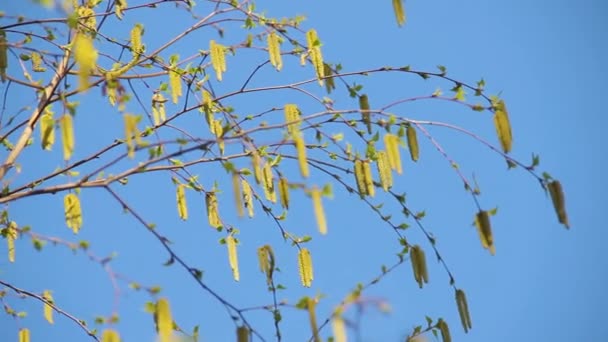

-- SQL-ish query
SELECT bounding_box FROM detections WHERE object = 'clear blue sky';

[1,1,607,341]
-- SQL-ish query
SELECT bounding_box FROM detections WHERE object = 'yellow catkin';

[64,193,82,233]
[363,160,375,197]
[284,104,300,136]
[307,297,321,342]
[43,290,54,324]
[384,133,402,174]
[19,328,31,342]
[359,94,372,134]
[267,31,282,71]
[455,289,472,333]
[156,298,173,342]
[311,187,327,235]
[130,24,143,58]
[169,68,182,104]
[354,159,367,197]
[262,163,276,203]
[251,150,263,184]
[0,30,8,82]
[31,51,45,72]
[437,318,451,342]
[151,92,166,126]
[306,29,324,85]
[298,248,313,287]
[210,40,226,81]
[493,99,512,153]
[123,114,141,158]
[205,192,221,228]
[475,210,495,255]
[406,125,419,162]
[548,180,569,228]
[236,326,249,342]
[73,32,98,91]
[241,179,254,218]
[233,173,244,217]
[115,0,127,20]
[176,184,188,220]
[101,329,121,342]
[7,221,17,263]
[257,245,275,285]
[295,134,309,178]
[278,177,290,209]
[226,235,240,281]
[60,114,75,160]
[376,150,392,191]
[332,315,347,342]
[392,0,406,26]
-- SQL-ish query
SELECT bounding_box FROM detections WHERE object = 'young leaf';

[226,235,240,281]
[73,32,98,91]
[42,290,54,324]
[64,193,83,234]
[60,114,75,161]
[475,210,495,255]
[298,248,314,287]
[493,100,512,153]
[406,125,419,162]
[267,31,282,71]
[392,0,406,27]
[176,184,188,220]
[155,298,173,342]
[547,180,569,228]
[19,328,31,342]
[455,289,472,333]
[311,187,327,235]
[101,329,121,342]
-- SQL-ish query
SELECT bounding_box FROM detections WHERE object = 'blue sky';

[1,1,607,341]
